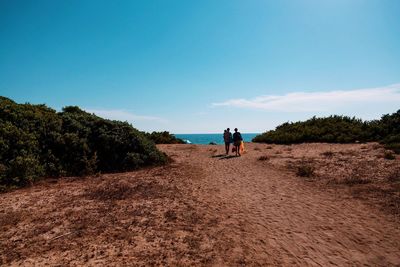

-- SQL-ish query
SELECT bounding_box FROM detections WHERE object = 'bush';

[0,97,167,190]
[144,131,185,144]
[253,110,400,154]
[7,155,44,186]
[253,115,371,144]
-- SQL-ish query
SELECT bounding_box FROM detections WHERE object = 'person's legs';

[235,145,239,156]
[225,143,229,154]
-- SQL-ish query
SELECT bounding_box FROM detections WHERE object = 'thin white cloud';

[212,84,400,112]
[84,109,168,123]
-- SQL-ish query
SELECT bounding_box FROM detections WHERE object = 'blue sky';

[1,0,399,133]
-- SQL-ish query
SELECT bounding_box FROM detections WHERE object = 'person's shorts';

[234,141,241,146]
[225,142,230,146]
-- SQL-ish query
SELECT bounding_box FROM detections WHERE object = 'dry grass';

[384,150,396,160]
[258,155,269,161]
[85,181,135,201]
[282,143,400,218]
[372,143,382,150]
[287,159,315,178]
[296,164,315,177]
[338,150,357,156]
[326,161,400,216]
[0,211,21,229]
[331,162,373,186]
[342,176,371,186]
[0,163,220,266]
[178,145,198,151]
[350,183,400,216]
[85,180,172,202]
[209,148,218,154]
[321,151,334,158]
[387,168,400,183]
[381,169,400,215]
[164,210,178,222]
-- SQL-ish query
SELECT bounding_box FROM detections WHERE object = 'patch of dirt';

[0,163,222,266]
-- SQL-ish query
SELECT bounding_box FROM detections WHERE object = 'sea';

[174,133,260,145]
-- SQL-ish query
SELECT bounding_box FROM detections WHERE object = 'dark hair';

[234,128,238,131]
[227,128,230,131]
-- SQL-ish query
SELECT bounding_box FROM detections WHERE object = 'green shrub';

[7,155,44,185]
[144,131,185,144]
[253,110,400,155]
[123,152,144,170]
[253,115,371,144]
[0,97,167,190]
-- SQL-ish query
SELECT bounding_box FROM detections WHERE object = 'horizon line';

[173,132,262,135]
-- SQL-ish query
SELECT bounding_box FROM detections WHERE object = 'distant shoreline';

[174,133,260,145]
[173,133,261,135]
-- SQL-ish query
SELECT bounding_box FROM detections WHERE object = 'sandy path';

[160,143,400,266]
[1,143,399,266]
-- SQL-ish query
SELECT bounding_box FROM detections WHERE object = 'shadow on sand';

[211,154,237,160]
[219,155,237,160]
[211,154,226,158]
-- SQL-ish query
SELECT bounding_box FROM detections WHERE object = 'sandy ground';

[1,142,399,266]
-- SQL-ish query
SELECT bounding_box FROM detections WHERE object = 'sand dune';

[1,143,399,266]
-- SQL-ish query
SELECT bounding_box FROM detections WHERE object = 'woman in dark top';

[232,128,243,157]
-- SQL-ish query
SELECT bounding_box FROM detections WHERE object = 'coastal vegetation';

[253,110,400,153]
[0,97,167,191]
[144,131,185,144]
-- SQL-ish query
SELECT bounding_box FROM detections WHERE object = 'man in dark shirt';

[232,128,243,157]
[223,128,232,155]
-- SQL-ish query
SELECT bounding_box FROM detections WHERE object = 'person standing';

[223,128,232,155]
[232,128,243,157]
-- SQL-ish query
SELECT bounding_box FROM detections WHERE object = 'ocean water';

[174,133,260,145]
